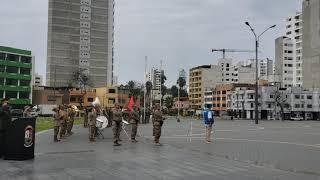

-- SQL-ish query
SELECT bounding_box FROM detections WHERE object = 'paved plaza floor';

[1,118,320,180]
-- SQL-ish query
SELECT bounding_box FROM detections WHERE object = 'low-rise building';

[173,97,189,110]
[227,86,320,120]
[0,46,34,108]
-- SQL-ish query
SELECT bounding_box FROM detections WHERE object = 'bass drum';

[96,116,109,130]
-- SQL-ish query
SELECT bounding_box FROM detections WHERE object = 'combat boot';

[113,141,122,146]
[131,139,138,143]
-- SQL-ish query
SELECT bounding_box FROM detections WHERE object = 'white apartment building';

[286,12,303,87]
[227,86,320,120]
[33,73,43,86]
[148,68,163,101]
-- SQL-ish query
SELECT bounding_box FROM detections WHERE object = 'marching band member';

[66,105,76,136]
[112,103,123,146]
[52,106,62,142]
[88,105,99,142]
[152,103,165,146]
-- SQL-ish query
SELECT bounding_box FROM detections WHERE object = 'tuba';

[92,97,109,129]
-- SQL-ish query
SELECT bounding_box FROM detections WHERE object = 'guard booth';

[4,117,36,161]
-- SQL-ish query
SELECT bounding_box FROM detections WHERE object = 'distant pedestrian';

[203,108,214,143]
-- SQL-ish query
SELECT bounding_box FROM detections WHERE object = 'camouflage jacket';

[112,108,122,122]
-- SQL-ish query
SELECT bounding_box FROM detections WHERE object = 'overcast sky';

[0,0,301,86]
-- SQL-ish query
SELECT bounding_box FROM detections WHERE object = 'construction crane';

[211,49,256,59]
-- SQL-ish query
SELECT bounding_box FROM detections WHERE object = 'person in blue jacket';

[203,108,214,143]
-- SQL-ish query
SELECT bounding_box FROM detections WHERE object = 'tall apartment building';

[302,0,320,90]
[189,65,222,109]
[0,46,34,107]
[286,12,303,87]
[46,0,115,88]
[189,58,256,110]
[275,37,295,87]
[148,68,164,101]
[33,73,44,86]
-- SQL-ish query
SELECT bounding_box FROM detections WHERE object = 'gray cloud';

[0,0,301,87]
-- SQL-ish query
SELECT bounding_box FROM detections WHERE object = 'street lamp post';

[245,22,276,124]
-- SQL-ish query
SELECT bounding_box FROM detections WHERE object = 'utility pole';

[144,56,147,123]
[159,60,163,110]
[245,22,276,124]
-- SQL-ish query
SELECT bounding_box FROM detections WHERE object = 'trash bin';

[4,117,36,161]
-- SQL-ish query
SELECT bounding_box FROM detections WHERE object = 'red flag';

[127,96,135,112]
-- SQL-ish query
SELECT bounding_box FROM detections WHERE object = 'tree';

[71,69,92,107]
[273,88,290,121]
[126,80,143,101]
[169,85,179,98]
[164,96,174,109]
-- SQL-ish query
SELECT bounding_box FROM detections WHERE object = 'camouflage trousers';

[131,121,138,140]
[113,121,121,143]
[89,124,96,140]
[84,115,88,128]
[67,118,74,134]
[54,126,60,141]
[153,125,162,143]
[59,121,67,138]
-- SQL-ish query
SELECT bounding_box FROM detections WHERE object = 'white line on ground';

[142,135,320,149]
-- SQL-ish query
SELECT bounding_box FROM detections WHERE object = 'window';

[226,63,230,67]
[7,54,19,62]
[0,91,3,98]
[70,97,76,102]
[222,104,226,107]
[217,104,220,107]
[19,92,30,99]
[307,95,312,100]
[6,66,18,73]
[6,78,18,86]
[87,97,94,102]
[5,91,17,99]
[109,89,116,93]
[20,68,31,75]
[48,96,56,102]
[268,104,272,108]
[251,103,254,108]
[295,104,300,108]
[222,91,226,94]
[21,56,31,63]
[295,95,300,99]
[217,97,221,101]
[301,104,304,108]
[0,65,5,72]
[270,95,274,98]
[0,53,5,60]
[0,78,4,85]
[307,104,312,108]
[301,95,304,99]
[20,80,30,86]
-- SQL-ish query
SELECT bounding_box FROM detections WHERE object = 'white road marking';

[36,129,51,136]
[142,135,320,149]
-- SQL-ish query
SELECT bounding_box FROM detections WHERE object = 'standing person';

[112,103,122,146]
[88,105,98,142]
[23,105,32,118]
[152,103,165,146]
[203,108,214,143]
[0,98,11,157]
[66,105,76,136]
[83,106,89,128]
[59,105,68,139]
[52,107,62,142]
[130,105,140,143]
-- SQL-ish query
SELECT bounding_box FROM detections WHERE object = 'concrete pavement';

[0,118,319,180]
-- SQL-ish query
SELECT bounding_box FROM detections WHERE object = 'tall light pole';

[245,22,276,124]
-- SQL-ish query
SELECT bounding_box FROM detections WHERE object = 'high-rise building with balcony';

[0,46,34,107]
[46,0,115,88]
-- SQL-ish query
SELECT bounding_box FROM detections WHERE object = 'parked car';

[290,116,304,121]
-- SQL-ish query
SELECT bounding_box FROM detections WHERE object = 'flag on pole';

[127,96,135,112]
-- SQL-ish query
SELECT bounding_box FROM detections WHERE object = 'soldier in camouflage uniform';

[130,105,140,143]
[112,103,123,146]
[152,103,165,146]
[66,105,76,136]
[88,106,99,142]
[59,105,69,139]
[52,107,62,142]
